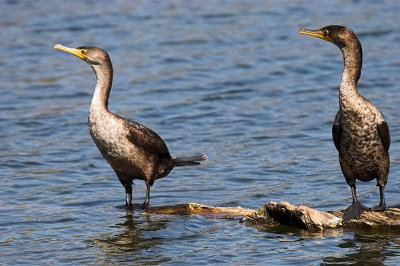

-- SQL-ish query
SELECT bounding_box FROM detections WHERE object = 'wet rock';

[334,206,400,231]
[147,202,255,219]
[242,201,341,231]
[244,202,400,231]
[145,202,400,232]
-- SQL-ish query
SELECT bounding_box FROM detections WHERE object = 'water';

[1,0,400,264]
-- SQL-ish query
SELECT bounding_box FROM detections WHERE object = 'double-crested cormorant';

[54,44,207,208]
[298,26,390,223]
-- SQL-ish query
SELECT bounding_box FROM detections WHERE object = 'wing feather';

[122,118,171,158]
[332,110,341,152]
[377,120,390,151]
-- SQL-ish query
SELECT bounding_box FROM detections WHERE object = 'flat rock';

[143,202,400,231]
[242,201,341,231]
[329,206,400,231]
[147,202,255,219]
[244,202,400,231]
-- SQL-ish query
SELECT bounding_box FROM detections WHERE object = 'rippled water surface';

[1,0,400,264]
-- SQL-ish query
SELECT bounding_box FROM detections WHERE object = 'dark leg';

[142,181,151,209]
[351,185,357,203]
[350,185,369,209]
[342,185,370,224]
[125,184,132,207]
[371,184,387,211]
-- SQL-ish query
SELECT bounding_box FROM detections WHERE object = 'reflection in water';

[325,232,400,265]
[256,224,344,240]
[254,225,400,265]
[1,0,400,264]
[93,210,172,264]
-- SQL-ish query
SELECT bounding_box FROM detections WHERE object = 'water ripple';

[1,0,400,265]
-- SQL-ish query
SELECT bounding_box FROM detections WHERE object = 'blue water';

[1,0,400,264]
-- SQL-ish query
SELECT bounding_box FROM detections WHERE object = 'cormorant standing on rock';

[298,26,390,223]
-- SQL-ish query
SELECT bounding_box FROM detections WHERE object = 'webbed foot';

[342,201,370,224]
[371,203,387,211]
[141,201,149,210]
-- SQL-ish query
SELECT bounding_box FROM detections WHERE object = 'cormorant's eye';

[81,50,85,54]
[323,30,328,37]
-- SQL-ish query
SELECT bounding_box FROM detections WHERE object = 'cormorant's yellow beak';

[54,44,88,61]
[298,29,333,43]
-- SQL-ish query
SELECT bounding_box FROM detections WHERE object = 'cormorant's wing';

[332,110,341,152]
[377,120,390,151]
[122,118,171,157]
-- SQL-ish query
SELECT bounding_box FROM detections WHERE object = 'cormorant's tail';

[172,154,208,166]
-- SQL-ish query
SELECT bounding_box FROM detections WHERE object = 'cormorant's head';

[54,44,110,66]
[298,25,358,49]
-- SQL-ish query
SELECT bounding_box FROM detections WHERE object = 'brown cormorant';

[54,44,207,208]
[298,26,390,223]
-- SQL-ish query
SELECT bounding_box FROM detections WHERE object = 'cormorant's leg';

[350,185,369,209]
[142,181,150,209]
[125,184,132,207]
[371,185,387,211]
[343,185,370,224]
[351,185,357,203]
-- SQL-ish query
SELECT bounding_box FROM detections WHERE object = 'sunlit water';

[1,0,400,264]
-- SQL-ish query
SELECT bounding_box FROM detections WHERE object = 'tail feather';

[172,154,208,166]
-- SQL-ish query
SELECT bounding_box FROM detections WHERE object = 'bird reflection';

[92,211,172,264]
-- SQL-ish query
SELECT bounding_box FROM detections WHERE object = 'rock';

[334,207,400,231]
[143,202,400,232]
[243,201,341,231]
[147,202,255,219]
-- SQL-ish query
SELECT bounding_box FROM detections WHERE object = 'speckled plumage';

[299,26,390,222]
[55,45,207,207]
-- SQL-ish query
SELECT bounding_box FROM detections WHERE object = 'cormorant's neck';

[90,61,113,112]
[339,38,362,98]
